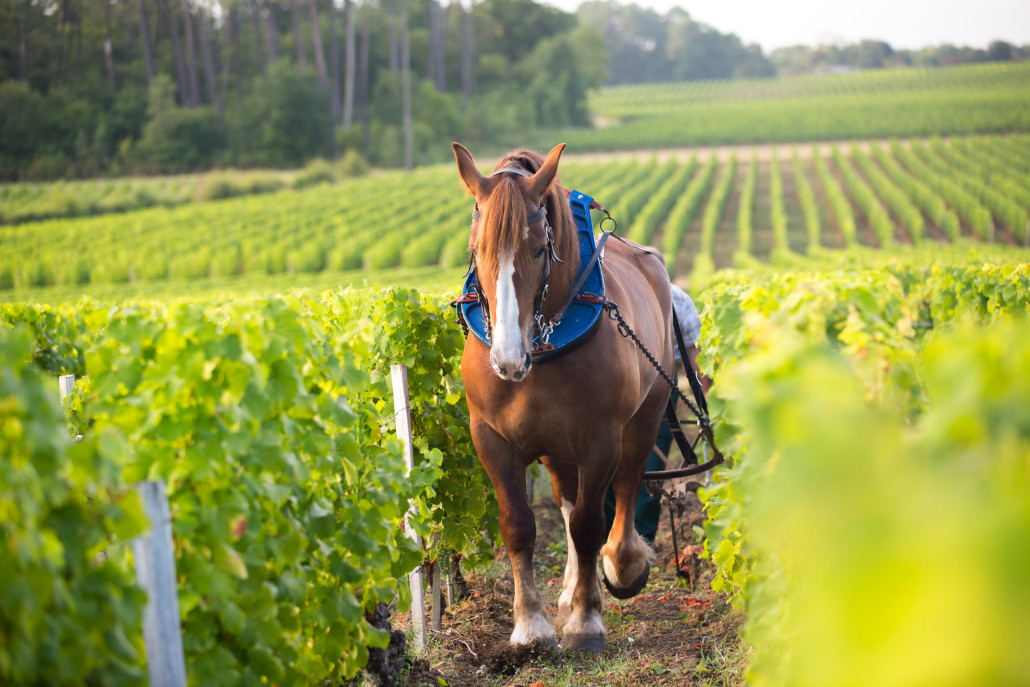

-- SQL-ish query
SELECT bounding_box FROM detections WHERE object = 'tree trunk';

[328,0,342,122]
[56,0,67,84]
[426,0,437,84]
[307,0,328,90]
[358,4,371,144]
[248,0,266,74]
[138,0,155,83]
[290,0,306,65]
[104,0,116,91]
[342,0,355,129]
[157,0,190,104]
[435,1,451,92]
[222,6,244,101]
[181,0,201,106]
[17,6,29,82]
[461,0,472,112]
[197,8,220,114]
[387,0,398,72]
[401,12,412,171]
[264,0,278,65]
[73,3,84,81]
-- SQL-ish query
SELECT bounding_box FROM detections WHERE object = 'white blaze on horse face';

[490,250,531,381]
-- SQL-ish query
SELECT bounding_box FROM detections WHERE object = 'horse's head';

[452,142,578,382]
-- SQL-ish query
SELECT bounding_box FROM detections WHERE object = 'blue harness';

[453,190,606,362]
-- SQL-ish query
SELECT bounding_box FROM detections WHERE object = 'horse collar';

[454,190,607,364]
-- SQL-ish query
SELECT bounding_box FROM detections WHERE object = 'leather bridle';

[468,166,563,355]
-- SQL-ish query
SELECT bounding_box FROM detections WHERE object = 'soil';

[392,487,748,687]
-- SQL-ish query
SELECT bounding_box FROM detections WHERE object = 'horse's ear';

[524,143,566,202]
[453,142,485,198]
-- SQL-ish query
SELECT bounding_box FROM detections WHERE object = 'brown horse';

[452,142,674,653]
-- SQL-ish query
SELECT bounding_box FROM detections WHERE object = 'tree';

[180,0,201,105]
[343,0,356,128]
[156,0,190,104]
[401,12,412,170]
[988,40,1013,62]
[227,61,332,166]
[134,74,223,171]
[521,33,590,127]
[138,0,156,83]
[308,0,329,92]
[290,0,307,65]
[328,0,342,122]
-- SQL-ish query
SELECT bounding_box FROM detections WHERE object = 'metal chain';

[604,301,704,423]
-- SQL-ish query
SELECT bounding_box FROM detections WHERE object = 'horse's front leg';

[561,442,620,653]
[472,423,556,647]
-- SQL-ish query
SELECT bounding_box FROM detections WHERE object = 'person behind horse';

[604,284,710,543]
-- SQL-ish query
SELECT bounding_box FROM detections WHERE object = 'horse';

[452,142,674,653]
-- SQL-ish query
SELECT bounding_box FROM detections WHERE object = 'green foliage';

[520,34,592,128]
[1,285,497,684]
[813,146,857,247]
[733,152,758,265]
[333,288,499,565]
[791,150,821,252]
[576,1,773,84]
[768,150,791,258]
[228,63,333,168]
[660,155,714,275]
[132,76,224,174]
[71,295,423,683]
[693,155,738,285]
[697,254,1030,686]
[891,140,992,239]
[292,158,336,189]
[0,81,45,176]
[0,301,94,376]
[852,143,925,243]
[831,145,894,248]
[0,326,148,685]
[579,62,1030,150]
[626,159,699,245]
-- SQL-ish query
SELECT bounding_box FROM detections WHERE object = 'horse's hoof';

[602,564,650,600]
[564,633,605,653]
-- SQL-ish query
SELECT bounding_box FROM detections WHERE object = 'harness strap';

[672,309,709,418]
[665,397,700,467]
[490,166,532,178]
[550,229,613,325]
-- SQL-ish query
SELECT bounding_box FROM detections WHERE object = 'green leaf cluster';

[694,253,1030,686]
[1,326,148,685]
[2,285,497,684]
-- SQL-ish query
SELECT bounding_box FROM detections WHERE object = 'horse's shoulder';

[607,239,670,295]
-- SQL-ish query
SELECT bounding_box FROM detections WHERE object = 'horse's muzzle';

[491,351,532,382]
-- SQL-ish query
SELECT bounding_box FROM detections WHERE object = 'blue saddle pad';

[457,190,605,362]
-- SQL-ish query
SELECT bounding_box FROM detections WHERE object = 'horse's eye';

[533,247,546,260]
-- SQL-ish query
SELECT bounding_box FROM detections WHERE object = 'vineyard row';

[2,135,1029,297]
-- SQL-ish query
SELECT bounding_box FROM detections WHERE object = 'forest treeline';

[770,38,1029,76]
[0,0,1025,181]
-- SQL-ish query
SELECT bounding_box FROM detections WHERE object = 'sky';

[543,0,1030,52]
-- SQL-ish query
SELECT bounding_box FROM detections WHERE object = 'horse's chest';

[466,377,594,455]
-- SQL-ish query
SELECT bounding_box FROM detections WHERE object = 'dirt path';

[397,489,747,686]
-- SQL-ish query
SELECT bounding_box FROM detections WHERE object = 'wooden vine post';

[391,364,428,652]
[59,375,187,686]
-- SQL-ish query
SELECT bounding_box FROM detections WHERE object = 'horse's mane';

[475,149,581,318]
